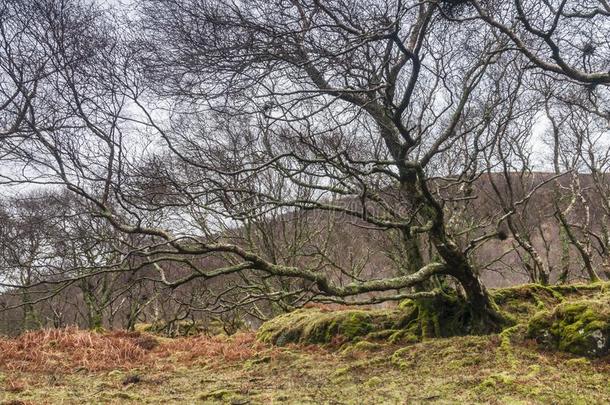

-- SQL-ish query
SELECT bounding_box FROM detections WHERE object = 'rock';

[527,297,610,357]
[256,306,417,345]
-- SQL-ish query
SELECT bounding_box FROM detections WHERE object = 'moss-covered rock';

[492,284,564,323]
[550,282,610,298]
[257,306,419,346]
[527,297,610,357]
[257,284,610,349]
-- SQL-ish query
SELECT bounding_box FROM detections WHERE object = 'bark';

[401,168,507,332]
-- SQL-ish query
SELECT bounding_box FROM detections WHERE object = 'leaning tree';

[1,0,609,334]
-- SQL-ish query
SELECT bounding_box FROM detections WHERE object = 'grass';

[1,330,609,403]
[1,284,610,404]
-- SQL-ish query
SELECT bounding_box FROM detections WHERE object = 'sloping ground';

[1,332,609,404]
[1,283,610,404]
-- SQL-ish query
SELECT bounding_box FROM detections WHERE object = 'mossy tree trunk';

[400,168,507,334]
[431,236,507,333]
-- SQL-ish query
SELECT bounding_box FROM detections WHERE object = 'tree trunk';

[400,169,508,333]
[433,235,507,333]
[402,230,424,274]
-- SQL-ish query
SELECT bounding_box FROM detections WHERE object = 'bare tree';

[470,0,610,85]
[1,0,609,336]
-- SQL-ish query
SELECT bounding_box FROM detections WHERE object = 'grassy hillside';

[1,284,610,404]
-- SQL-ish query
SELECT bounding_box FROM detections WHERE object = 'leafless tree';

[1,0,609,335]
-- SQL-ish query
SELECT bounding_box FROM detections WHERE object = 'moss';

[258,289,510,346]
[352,341,382,351]
[414,291,509,337]
[136,320,207,337]
[551,282,610,297]
[390,347,412,370]
[398,299,415,309]
[526,364,541,378]
[479,372,515,390]
[527,297,610,357]
[365,376,383,387]
[388,329,420,344]
[493,282,610,323]
[135,318,244,338]
[566,357,590,367]
[333,367,350,377]
[340,341,377,356]
[498,324,527,368]
[257,306,418,346]
[107,370,123,378]
[199,389,234,401]
[341,312,373,338]
[364,329,397,340]
[492,284,564,323]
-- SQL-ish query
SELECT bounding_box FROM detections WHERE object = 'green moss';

[341,312,373,338]
[107,369,123,377]
[492,284,564,323]
[353,341,382,351]
[526,364,541,378]
[364,329,397,340]
[390,347,412,370]
[479,372,515,390]
[566,357,590,367]
[365,376,383,387]
[258,290,511,347]
[257,306,418,346]
[243,355,272,369]
[333,367,350,377]
[398,299,415,309]
[550,282,610,296]
[135,318,244,338]
[388,329,420,344]
[199,389,234,401]
[527,297,610,357]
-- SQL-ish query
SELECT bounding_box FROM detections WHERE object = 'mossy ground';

[2,283,610,404]
[2,332,610,404]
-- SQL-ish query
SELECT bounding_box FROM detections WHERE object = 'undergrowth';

[0,328,266,373]
[1,283,610,404]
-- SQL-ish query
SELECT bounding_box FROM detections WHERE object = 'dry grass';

[3,377,26,393]
[0,328,268,374]
[158,331,268,364]
[0,327,150,373]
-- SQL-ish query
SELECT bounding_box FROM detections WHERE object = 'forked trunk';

[451,265,508,333]
[434,237,508,333]
[394,149,506,333]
